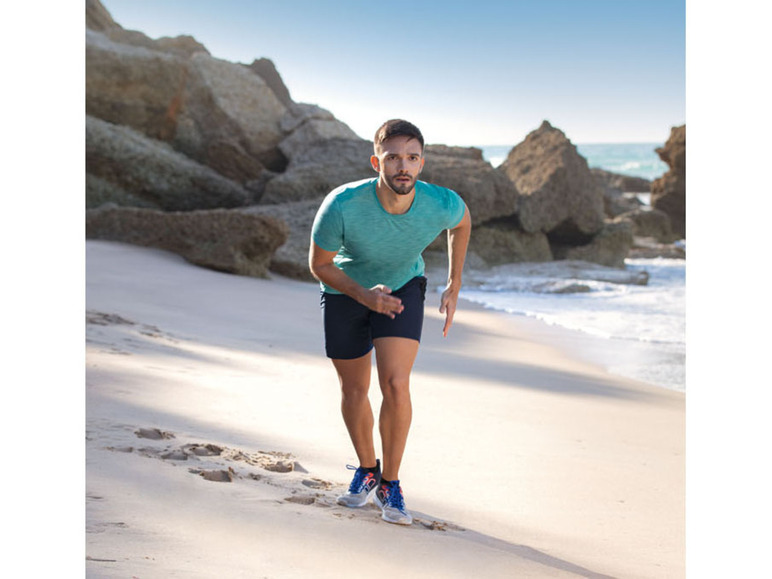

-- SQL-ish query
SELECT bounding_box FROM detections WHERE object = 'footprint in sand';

[135,427,175,440]
[103,425,469,529]
[189,468,235,482]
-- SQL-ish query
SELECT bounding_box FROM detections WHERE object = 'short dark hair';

[373,119,424,152]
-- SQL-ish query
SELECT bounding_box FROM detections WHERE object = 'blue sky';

[100,0,685,146]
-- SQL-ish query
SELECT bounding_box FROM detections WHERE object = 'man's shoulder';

[416,180,460,201]
[329,177,377,201]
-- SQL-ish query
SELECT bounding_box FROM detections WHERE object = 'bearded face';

[371,136,425,196]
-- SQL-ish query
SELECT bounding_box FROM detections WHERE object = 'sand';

[83,240,684,578]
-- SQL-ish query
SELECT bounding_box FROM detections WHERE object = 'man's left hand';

[439,286,459,337]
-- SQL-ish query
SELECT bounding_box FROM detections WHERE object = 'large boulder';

[498,121,605,239]
[178,52,288,173]
[421,145,519,226]
[86,29,189,143]
[466,224,552,266]
[86,115,250,210]
[86,24,289,184]
[651,125,686,237]
[244,200,320,281]
[86,205,288,278]
[616,208,676,243]
[260,137,373,204]
[554,220,634,268]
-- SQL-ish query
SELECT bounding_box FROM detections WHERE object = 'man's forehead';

[375,136,423,155]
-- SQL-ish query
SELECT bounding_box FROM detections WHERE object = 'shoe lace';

[384,481,406,512]
[345,464,367,493]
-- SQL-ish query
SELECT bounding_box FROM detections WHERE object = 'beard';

[383,173,416,196]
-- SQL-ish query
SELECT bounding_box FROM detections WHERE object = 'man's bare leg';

[373,337,420,481]
[332,352,377,468]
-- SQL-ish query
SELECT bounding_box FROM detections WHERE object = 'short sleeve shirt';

[311,178,466,294]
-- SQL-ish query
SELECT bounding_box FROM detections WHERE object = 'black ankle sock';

[362,459,380,473]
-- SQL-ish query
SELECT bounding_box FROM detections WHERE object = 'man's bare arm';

[439,205,472,337]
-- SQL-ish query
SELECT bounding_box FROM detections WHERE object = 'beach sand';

[85,240,684,578]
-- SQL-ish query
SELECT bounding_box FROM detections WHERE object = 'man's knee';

[340,380,370,400]
[380,375,411,404]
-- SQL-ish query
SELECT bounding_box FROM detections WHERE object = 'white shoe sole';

[373,494,412,525]
[336,487,376,508]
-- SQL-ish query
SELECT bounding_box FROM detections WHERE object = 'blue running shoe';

[336,459,381,508]
[374,479,412,525]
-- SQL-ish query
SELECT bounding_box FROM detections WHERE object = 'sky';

[99,0,685,146]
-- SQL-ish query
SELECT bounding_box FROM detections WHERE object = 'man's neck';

[376,178,415,215]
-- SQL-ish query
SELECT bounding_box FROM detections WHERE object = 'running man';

[309,119,471,525]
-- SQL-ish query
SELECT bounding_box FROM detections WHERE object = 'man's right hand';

[362,285,404,319]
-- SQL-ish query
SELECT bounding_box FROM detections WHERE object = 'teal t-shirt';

[311,177,466,294]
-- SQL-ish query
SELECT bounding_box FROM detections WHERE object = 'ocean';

[451,143,685,392]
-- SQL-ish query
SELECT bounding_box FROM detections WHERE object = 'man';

[308,119,471,525]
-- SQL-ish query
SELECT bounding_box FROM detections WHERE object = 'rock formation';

[85,0,680,280]
[86,205,287,278]
[592,168,651,194]
[651,125,686,237]
[498,121,606,239]
[86,115,251,210]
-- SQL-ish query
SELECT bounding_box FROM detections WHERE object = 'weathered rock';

[603,190,645,218]
[153,35,210,58]
[86,29,189,142]
[553,220,633,268]
[86,115,250,210]
[279,102,339,134]
[243,200,321,281]
[615,208,676,243]
[498,121,605,238]
[246,58,293,108]
[86,205,288,278]
[651,125,685,237]
[592,168,648,217]
[466,224,552,266]
[592,168,652,193]
[86,0,119,31]
[277,116,360,160]
[86,23,288,183]
[184,52,287,165]
[421,146,519,226]
[260,138,373,204]
[163,52,288,181]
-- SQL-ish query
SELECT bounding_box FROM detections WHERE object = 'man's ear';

[419,157,425,173]
[370,155,380,172]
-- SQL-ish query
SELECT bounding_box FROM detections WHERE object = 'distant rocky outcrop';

[592,168,651,218]
[85,0,682,279]
[592,169,652,194]
[487,121,637,267]
[86,205,287,278]
[651,125,686,237]
[498,121,605,239]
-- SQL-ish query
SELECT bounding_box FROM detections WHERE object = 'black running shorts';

[320,276,427,360]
